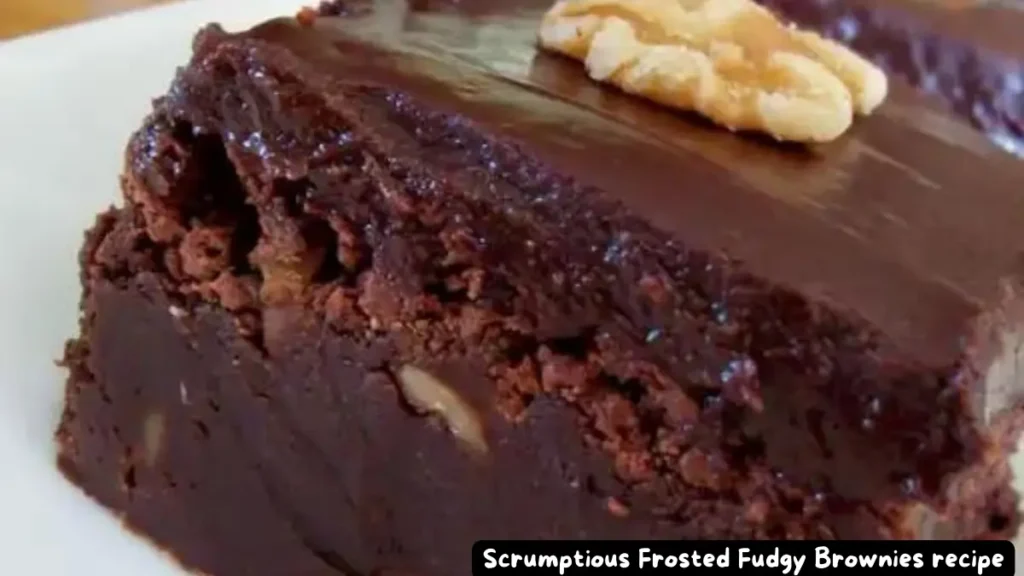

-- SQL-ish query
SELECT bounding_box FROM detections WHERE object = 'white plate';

[0,2,1021,573]
[0,1,300,573]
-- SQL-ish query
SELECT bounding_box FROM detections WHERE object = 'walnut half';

[538,0,888,142]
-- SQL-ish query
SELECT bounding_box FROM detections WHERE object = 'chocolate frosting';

[241,0,1024,369]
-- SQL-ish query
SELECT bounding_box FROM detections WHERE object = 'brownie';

[57,1,1024,575]
[756,0,1024,156]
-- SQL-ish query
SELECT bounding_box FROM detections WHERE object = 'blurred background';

[1,0,170,39]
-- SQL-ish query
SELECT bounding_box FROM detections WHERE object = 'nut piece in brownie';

[57,1,1024,575]
[755,0,1024,155]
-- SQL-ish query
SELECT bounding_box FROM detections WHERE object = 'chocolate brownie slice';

[57,1,1024,575]
[756,0,1024,155]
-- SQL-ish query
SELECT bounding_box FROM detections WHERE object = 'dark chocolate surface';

[757,0,1024,156]
[246,0,1024,371]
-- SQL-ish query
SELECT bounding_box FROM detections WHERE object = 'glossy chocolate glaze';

[757,0,1024,156]
[245,0,1024,362]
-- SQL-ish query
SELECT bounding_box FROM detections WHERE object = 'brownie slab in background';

[756,0,1024,155]
[57,1,1024,575]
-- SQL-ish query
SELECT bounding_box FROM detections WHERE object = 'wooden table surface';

[1,0,171,40]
